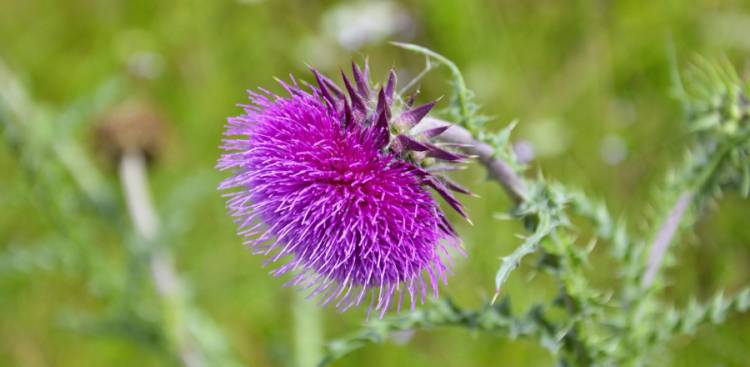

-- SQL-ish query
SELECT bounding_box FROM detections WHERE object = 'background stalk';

[293,291,323,367]
[119,150,204,367]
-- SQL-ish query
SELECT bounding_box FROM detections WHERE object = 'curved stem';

[642,139,737,288]
[420,117,527,203]
[391,43,472,128]
[641,191,693,288]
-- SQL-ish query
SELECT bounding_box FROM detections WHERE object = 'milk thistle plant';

[2,42,749,367]
[219,45,750,366]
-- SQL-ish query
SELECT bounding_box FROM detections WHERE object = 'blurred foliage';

[1,0,750,366]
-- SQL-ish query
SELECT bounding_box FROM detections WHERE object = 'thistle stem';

[641,137,741,288]
[641,191,693,288]
[119,151,203,367]
[293,292,323,367]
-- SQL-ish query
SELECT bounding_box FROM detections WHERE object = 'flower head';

[218,62,470,316]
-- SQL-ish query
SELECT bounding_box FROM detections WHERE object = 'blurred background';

[2,0,750,366]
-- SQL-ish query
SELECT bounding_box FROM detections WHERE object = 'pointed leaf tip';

[422,124,451,138]
[425,143,468,162]
[371,102,390,148]
[351,61,370,99]
[385,70,397,102]
[397,100,437,128]
[442,177,475,196]
[426,176,470,220]
[311,68,344,106]
[375,88,391,122]
[341,69,366,115]
[342,99,353,127]
[395,134,429,152]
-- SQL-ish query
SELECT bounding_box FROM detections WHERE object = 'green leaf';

[493,213,555,301]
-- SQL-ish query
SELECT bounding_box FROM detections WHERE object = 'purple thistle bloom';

[218,62,470,317]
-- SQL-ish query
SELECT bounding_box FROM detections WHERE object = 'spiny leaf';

[493,213,556,302]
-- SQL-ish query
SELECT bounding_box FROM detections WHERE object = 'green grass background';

[1,0,750,366]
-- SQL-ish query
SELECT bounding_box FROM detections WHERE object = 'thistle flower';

[218,62,470,316]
